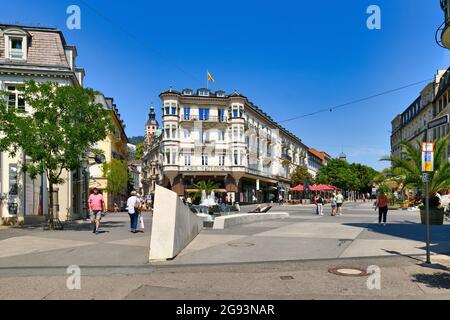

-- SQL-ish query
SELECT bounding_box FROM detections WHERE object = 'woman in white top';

[127,191,141,233]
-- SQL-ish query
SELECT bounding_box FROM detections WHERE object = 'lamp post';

[437,0,450,49]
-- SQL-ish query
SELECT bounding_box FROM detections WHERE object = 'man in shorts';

[336,191,344,215]
[88,188,105,234]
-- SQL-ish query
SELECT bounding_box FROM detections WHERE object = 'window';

[218,130,225,141]
[234,150,239,165]
[218,108,225,121]
[7,85,25,111]
[184,154,191,166]
[183,129,190,140]
[171,103,177,115]
[9,37,25,60]
[164,125,170,139]
[202,130,210,143]
[184,107,190,120]
[199,108,210,121]
[164,103,170,115]
[202,153,208,166]
[219,153,225,166]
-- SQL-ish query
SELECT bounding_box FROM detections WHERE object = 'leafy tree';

[350,163,378,192]
[0,81,111,229]
[290,165,313,186]
[102,159,129,204]
[135,142,144,160]
[381,136,450,208]
[315,159,360,190]
[128,136,144,145]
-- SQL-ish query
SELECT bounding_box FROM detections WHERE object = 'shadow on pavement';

[412,272,450,289]
[345,223,450,243]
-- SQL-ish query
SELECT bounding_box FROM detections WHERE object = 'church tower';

[145,103,159,144]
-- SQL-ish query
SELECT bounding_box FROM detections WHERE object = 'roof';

[308,148,325,161]
[0,24,72,68]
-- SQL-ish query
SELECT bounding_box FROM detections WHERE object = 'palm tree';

[381,135,450,224]
[192,180,220,202]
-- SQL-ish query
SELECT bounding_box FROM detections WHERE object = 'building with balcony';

[142,105,163,198]
[431,66,450,159]
[157,88,309,204]
[0,24,87,224]
[390,70,446,157]
[89,93,129,211]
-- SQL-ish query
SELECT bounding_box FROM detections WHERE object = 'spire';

[149,102,155,120]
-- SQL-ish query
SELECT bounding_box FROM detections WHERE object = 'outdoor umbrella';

[290,184,305,191]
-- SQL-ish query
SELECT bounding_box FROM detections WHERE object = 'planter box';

[420,208,444,225]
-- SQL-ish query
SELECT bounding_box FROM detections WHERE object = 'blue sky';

[2,0,449,170]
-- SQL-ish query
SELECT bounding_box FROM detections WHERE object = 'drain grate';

[280,276,294,280]
[328,267,368,277]
[228,242,255,247]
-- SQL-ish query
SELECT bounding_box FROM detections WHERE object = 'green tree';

[350,163,378,191]
[290,165,313,186]
[381,136,450,207]
[135,142,144,160]
[0,81,111,229]
[102,159,129,204]
[315,159,360,190]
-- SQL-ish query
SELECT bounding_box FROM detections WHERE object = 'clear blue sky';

[3,0,449,170]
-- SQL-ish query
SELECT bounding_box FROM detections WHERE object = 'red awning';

[309,185,337,192]
[290,184,305,191]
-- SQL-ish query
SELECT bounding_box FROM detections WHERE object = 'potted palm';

[381,136,450,225]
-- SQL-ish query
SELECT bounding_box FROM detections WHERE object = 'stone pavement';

[0,211,153,268]
[1,203,450,299]
[156,203,450,266]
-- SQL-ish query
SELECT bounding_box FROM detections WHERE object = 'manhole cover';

[280,276,294,280]
[328,267,368,277]
[228,242,255,247]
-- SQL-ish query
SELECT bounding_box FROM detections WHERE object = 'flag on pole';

[207,71,215,83]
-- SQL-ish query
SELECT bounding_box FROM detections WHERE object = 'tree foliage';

[0,81,112,227]
[315,159,378,191]
[290,165,313,186]
[102,159,129,200]
[135,142,144,160]
[192,180,220,202]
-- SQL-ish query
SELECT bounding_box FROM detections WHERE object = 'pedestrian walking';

[316,194,324,215]
[330,193,337,216]
[88,188,105,234]
[278,194,283,206]
[252,194,258,204]
[312,194,318,214]
[127,191,141,233]
[336,191,344,215]
[375,191,389,226]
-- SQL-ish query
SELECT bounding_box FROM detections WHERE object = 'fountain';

[189,190,239,227]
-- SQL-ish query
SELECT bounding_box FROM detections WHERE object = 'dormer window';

[198,89,210,96]
[4,28,29,61]
[183,89,192,95]
[216,91,225,97]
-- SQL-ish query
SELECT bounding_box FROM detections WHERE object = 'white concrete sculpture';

[149,185,206,261]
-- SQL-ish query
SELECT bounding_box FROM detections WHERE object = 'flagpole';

[206,70,209,90]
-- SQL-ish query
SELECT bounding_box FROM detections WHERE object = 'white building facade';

[159,88,309,203]
[0,24,87,224]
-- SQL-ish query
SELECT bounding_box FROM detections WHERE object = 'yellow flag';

[207,71,215,83]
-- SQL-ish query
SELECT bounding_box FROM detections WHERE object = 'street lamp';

[437,0,450,49]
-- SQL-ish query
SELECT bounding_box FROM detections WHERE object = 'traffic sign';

[428,114,449,130]
[422,142,434,172]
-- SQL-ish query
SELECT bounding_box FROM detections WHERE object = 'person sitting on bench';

[249,205,272,213]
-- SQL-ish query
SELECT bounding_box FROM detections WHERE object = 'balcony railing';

[181,115,227,122]
[180,166,232,172]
